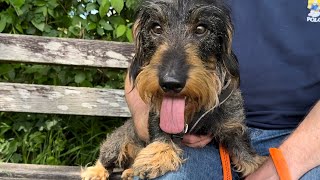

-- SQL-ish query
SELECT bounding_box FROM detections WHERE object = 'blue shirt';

[229,0,320,129]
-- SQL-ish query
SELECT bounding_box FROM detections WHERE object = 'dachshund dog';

[81,0,265,179]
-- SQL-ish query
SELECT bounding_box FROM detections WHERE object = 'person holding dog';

[125,0,320,179]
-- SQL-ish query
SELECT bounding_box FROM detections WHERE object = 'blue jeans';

[135,128,320,179]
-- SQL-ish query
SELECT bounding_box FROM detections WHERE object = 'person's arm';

[124,73,150,142]
[246,100,320,180]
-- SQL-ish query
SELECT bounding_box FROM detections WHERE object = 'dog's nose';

[160,76,185,93]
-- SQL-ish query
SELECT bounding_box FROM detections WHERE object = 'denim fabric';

[134,128,320,180]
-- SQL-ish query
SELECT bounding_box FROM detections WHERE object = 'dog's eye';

[195,25,208,36]
[151,24,163,35]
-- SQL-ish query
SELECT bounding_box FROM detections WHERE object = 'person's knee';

[136,144,224,180]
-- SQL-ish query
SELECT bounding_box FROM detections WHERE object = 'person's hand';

[182,134,213,148]
[125,73,149,142]
[245,158,279,180]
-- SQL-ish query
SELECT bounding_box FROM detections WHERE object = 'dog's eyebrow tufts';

[141,1,169,23]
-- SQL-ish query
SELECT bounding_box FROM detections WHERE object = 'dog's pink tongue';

[160,96,185,134]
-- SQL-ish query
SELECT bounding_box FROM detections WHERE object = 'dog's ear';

[221,23,240,88]
[129,17,144,84]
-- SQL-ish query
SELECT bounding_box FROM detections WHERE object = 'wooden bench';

[0,33,134,179]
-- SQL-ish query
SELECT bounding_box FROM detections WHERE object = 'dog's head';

[129,0,239,133]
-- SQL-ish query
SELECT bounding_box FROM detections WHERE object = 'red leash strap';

[219,144,232,180]
[269,148,292,180]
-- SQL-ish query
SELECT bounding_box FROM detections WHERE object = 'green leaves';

[31,20,45,31]
[116,24,126,37]
[126,0,138,9]
[0,112,126,165]
[0,0,135,40]
[0,15,7,33]
[99,19,113,30]
[31,14,45,31]
[34,6,48,17]
[99,0,110,18]
[126,27,133,42]
[86,22,97,31]
[9,0,25,16]
[33,0,46,7]
[110,0,124,13]
[86,3,98,12]
[74,72,86,84]
[9,0,25,8]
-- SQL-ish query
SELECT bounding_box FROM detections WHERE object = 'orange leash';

[269,148,292,180]
[219,144,232,180]
[219,146,292,180]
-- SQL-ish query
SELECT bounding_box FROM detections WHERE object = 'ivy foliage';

[0,0,138,165]
[0,0,137,40]
[0,113,125,165]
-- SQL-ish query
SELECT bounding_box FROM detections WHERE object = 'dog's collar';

[218,78,236,106]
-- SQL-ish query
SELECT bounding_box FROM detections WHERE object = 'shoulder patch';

[307,0,320,22]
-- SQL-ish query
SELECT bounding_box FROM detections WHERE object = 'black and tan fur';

[81,0,265,179]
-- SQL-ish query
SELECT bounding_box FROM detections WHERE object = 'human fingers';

[182,134,213,148]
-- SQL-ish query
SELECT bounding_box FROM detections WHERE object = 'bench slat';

[0,34,134,68]
[0,163,122,180]
[0,163,80,180]
[0,82,131,117]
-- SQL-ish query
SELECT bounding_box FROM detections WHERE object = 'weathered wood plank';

[0,163,80,180]
[0,82,131,117]
[0,33,134,68]
[0,163,123,180]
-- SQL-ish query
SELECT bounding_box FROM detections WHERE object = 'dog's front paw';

[233,155,268,177]
[121,168,134,180]
[81,161,109,180]
[132,141,184,179]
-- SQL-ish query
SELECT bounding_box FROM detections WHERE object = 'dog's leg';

[215,90,266,177]
[218,121,267,177]
[81,119,143,180]
[132,112,184,179]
